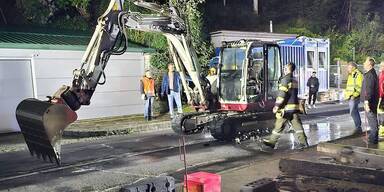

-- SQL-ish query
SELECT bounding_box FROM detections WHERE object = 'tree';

[172,0,213,66]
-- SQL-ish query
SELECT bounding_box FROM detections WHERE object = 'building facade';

[0,31,152,133]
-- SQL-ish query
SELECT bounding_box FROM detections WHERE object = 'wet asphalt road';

[0,108,357,192]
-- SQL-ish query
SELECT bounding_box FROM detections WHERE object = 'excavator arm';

[15,0,209,165]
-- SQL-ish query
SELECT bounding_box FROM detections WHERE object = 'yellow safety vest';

[344,68,363,99]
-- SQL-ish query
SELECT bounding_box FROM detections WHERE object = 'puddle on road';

[236,120,357,151]
[279,121,356,150]
[304,122,350,145]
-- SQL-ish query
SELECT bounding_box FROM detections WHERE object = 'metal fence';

[329,61,348,101]
[329,62,345,89]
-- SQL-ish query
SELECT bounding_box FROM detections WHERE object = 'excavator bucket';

[15,98,77,165]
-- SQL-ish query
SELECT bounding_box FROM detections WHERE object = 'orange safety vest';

[142,77,155,94]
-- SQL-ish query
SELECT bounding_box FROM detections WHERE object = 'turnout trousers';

[269,113,308,146]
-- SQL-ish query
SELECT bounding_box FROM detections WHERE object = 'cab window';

[267,46,281,98]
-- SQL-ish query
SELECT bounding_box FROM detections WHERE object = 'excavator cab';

[218,40,282,112]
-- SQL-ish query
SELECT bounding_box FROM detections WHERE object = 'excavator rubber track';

[16,98,77,165]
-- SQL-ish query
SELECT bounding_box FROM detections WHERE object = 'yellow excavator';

[16,0,283,165]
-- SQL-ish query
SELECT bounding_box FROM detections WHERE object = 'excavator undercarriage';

[172,110,274,141]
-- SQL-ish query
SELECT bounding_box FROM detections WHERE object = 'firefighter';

[263,62,309,149]
[361,57,379,144]
[378,61,384,137]
[345,62,363,134]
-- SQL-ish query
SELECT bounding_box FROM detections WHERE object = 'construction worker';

[263,62,309,149]
[378,61,384,137]
[361,57,379,144]
[345,62,363,134]
[140,70,156,121]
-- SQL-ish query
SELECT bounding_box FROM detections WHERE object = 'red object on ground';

[184,172,221,192]
[379,71,384,98]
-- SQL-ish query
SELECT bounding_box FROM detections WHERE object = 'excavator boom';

[16,0,208,165]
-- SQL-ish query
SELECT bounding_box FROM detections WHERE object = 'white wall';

[0,49,145,133]
[0,59,34,133]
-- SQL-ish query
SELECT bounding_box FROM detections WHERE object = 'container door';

[318,47,328,91]
[305,47,318,94]
[0,59,34,133]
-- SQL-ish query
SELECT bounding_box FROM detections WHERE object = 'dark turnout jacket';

[275,73,300,114]
[307,76,319,93]
[361,68,379,112]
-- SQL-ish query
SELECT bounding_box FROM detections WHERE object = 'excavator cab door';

[263,44,283,110]
[246,43,282,111]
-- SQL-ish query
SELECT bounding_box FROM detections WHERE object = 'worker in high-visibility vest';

[140,70,156,121]
[344,62,363,134]
[263,62,308,149]
[378,61,384,137]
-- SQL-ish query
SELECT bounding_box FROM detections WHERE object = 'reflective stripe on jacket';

[344,68,363,99]
[275,73,300,114]
[140,77,155,96]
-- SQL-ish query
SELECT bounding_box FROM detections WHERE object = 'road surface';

[0,109,358,191]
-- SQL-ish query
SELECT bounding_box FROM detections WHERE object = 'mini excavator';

[16,0,283,165]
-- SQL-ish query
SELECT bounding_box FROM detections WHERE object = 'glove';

[273,106,279,114]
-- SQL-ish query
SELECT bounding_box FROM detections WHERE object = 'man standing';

[263,62,309,149]
[306,71,319,108]
[345,62,363,134]
[140,70,156,121]
[378,61,384,137]
[361,57,379,144]
[161,63,183,118]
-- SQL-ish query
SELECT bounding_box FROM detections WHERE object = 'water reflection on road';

[279,121,355,150]
[239,115,358,150]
